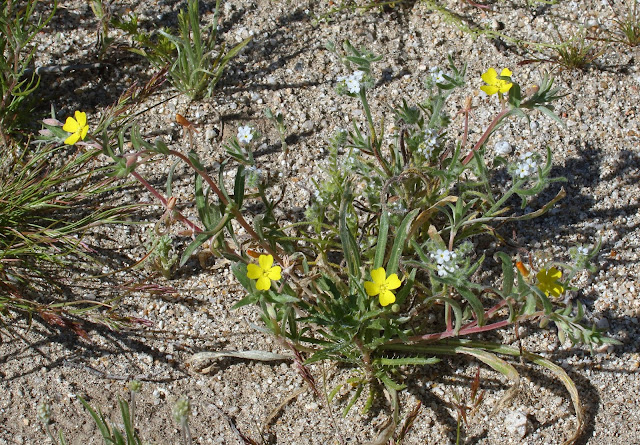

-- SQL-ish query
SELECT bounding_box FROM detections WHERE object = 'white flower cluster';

[430,66,446,84]
[577,246,589,256]
[338,70,364,94]
[237,125,253,144]
[514,152,538,178]
[418,128,439,158]
[431,248,458,277]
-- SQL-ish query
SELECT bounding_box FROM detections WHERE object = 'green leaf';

[378,373,406,391]
[232,294,259,309]
[376,356,440,366]
[394,268,415,306]
[386,209,419,276]
[343,383,364,417]
[234,165,245,208]
[374,209,389,269]
[494,252,514,296]
[77,396,112,440]
[457,286,485,326]
[339,186,361,278]
[232,262,252,290]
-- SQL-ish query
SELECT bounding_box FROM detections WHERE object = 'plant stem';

[461,107,511,165]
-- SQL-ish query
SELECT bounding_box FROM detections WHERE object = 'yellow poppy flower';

[536,267,564,298]
[480,68,513,96]
[364,267,402,307]
[247,254,282,291]
[62,111,89,145]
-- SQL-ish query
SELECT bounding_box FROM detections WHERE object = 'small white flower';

[430,67,446,84]
[237,125,253,144]
[339,71,365,94]
[515,164,529,178]
[433,249,452,264]
[577,246,589,256]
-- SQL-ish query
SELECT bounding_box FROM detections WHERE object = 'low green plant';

[598,0,640,47]
[522,23,605,70]
[0,0,56,144]
[94,40,617,443]
[115,0,251,100]
[0,112,145,336]
[38,382,193,445]
[89,0,116,58]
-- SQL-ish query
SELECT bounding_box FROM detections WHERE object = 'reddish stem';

[131,170,202,234]
[461,107,511,165]
[166,149,286,265]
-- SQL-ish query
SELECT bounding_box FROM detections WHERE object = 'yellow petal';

[256,276,271,291]
[481,85,499,95]
[364,281,380,297]
[548,267,562,281]
[498,82,513,94]
[500,68,512,78]
[64,132,80,145]
[481,68,497,85]
[379,290,396,307]
[247,263,262,279]
[63,116,79,133]
[74,111,87,128]
[385,273,401,290]
[370,267,387,285]
[549,283,564,298]
[80,124,89,141]
[267,265,281,281]
[259,254,274,270]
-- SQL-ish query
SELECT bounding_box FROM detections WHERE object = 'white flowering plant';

[96,40,619,443]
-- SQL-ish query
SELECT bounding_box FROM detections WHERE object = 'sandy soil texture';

[1,0,640,444]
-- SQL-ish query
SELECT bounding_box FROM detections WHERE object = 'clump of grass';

[521,23,605,70]
[0,137,135,337]
[38,382,194,445]
[114,0,251,100]
[0,0,56,144]
[600,0,640,46]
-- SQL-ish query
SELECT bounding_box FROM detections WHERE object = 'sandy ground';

[1,0,640,444]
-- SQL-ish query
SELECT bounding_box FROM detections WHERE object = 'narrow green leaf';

[457,286,485,327]
[374,209,389,269]
[386,209,419,275]
[377,356,440,366]
[234,165,245,208]
[343,384,364,417]
[494,252,514,296]
[339,187,361,278]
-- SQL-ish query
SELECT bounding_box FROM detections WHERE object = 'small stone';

[504,410,528,439]
[302,120,314,132]
[494,140,512,155]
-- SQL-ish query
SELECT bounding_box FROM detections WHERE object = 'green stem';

[359,89,391,176]
[483,179,523,217]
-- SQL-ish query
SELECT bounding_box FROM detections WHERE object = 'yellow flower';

[364,267,402,307]
[62,111,89,145]
[536,267,564,298]
[480,68,513,96]
[247,254,281,291]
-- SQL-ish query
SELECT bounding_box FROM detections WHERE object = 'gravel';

[1,0,640,444]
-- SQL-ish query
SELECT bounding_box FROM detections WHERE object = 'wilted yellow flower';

[247,254,281,291]
[364,267,401,307]
[480,68,513,96]
[536,267,564,298]
[62,111,89,145]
